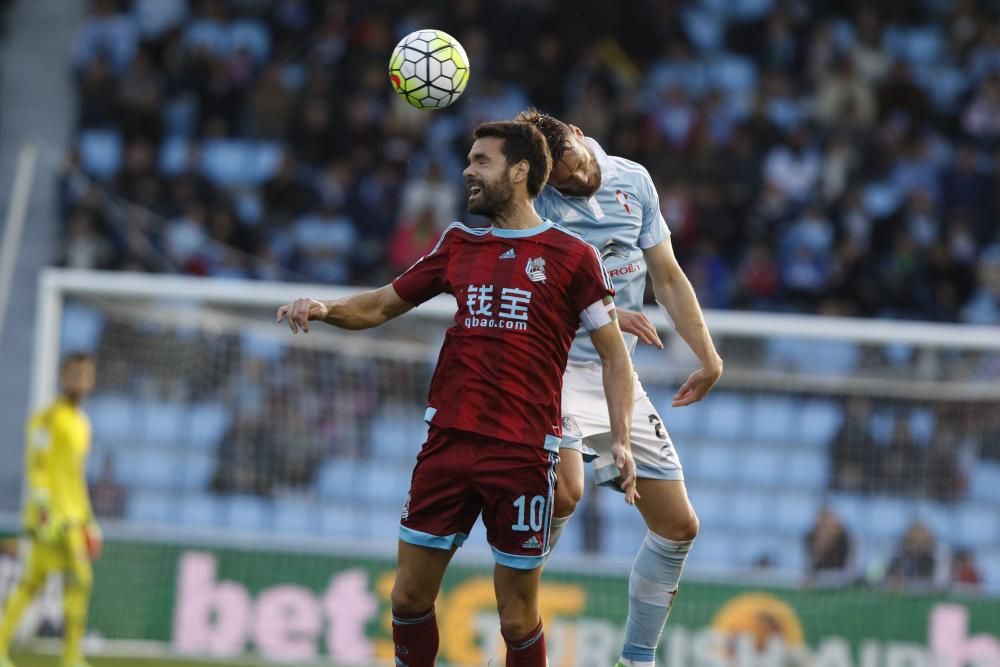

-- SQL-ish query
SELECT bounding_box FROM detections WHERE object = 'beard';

[467,174,515,218]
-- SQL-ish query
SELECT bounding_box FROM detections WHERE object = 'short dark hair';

[472,121,552,197]
[61,352,95,370]
[513,107,573,166]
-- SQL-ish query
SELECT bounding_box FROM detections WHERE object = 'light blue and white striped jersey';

[534,138,670,363]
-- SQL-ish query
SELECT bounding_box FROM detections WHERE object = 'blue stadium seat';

[735,533,793,570]
[177,450,216,491]
[224,494,269,531]
[774,491,821,535]
[826,493,865,534]
[968,462,1000,504]
[241,332,285,361]
[158,135,192,175]
[915,65,970,111]
[187,402,229,450]
[316,459,361,500]
[273,496,320,535]
[908,408,936,446]
[249,142,283,184]
[661,399,707,440]
[79,130,123,179]
[694,443,738,483]
[684,483,728,525]
[601,511,648,558]
[229,20,271,63]
[708,55,757,95]
[60,303,104,353]
[913,500,955,544]
[741,447,784,486]
[319,505,359,538]
[138,401,185,445]
[733,0,774,20]
[703,392,749,441]
[88,394,134,444]
[369,403,427,461]
[729,489,769,531]
[862,496,912,541]
[785,448,828,488]
[748,395,796,444]
[797,400,842,447]
[686,532,735,570]
[127,490,174,524]
[954,504,1000,549]
[978,550,1000,595]
[200,140,252,187]
[863,183,902,218]
[358,462,412,506]
[184,19,229,55]
[179,493,224,528]
[357,507,407,543]
[132,0,188,38]
[682,9,723,53]
[117,448,178,489]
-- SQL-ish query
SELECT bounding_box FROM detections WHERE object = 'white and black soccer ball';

[388,29,470,109]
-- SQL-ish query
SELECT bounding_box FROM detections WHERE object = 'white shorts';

[560,360,683,490]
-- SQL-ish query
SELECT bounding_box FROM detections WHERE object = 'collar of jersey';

[489,219,553,238]
[585,137,618,180]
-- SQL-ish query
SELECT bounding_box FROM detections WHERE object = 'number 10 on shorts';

[511,495,546,532]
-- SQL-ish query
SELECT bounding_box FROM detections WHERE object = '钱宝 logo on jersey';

[525,257,547,283]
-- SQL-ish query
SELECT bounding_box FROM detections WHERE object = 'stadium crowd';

[60,0,1000,324]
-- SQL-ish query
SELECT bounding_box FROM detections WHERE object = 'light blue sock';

[620,531,693,665]
[544,513,573,561]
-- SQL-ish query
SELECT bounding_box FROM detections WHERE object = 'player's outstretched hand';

[672,363,723,407]
[612,441,640,505]
[617,309,663,349]
[276,298,329,334]
[85,522,103,561]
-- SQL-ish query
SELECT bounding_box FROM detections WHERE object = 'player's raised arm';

[645,237,723,406]
[585,300,638,503]
[277,284,414,333]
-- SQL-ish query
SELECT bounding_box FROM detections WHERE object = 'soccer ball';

[388,29,470,109]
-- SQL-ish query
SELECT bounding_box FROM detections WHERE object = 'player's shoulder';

[544,222,601,258]
[432,221,491,250]
[609,155,655,189]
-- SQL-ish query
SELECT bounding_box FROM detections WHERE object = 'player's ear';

[510,159,529,186]
[568,124,584,138]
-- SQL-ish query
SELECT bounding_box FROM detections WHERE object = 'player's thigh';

[553,447,584,515]
[392,541,456,612]
[20,540,60,590]
[478,445,558,569]
[63,527,93,590]
[400,427,481,550]
[635,479,699,541]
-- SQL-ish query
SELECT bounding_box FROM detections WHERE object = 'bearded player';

[0,353,102,667]
[278,121,636,667]
[516,109,723,667]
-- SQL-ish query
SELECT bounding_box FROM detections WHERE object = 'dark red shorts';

[399,426,559,570]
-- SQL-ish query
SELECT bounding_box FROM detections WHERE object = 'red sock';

[505,620,546,667]
[392,607,438,667]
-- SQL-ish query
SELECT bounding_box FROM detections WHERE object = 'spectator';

[887,521,948,589]
[961,245,1000,324]
[388,207,441,275]
[962,75,1000,143]
[58,209,114,270]
[763,125,821,202]
[89,453,127,519]
[951,549,983,590]
[815,56,876,129]
[805,508,853,582]
[831,398,880,493]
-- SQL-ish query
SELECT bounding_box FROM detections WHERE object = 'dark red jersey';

[392,219,615,450]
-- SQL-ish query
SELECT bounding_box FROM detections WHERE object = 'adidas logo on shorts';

[521,534,543,550]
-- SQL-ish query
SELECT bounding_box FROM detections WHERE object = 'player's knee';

[554,476,583,517]
[669,512,700,542]
[390,577,435,615]
[496,595,538,641]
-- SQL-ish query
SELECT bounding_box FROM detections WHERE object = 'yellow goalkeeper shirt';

[23,397,93,530]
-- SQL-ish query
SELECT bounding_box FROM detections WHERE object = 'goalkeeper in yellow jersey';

[0,353,102,667]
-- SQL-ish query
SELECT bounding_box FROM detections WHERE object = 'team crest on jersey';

[525,257,547,283]
[615,189,631,214]
[601,239,628,261]
[562,415,581,437]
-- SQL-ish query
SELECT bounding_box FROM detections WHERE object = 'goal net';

[5,267,999,666]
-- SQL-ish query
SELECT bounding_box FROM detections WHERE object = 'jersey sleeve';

[391,227,453,305]
[570,244,616,320]
[637,170,670,250]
